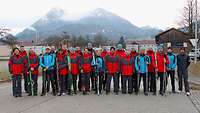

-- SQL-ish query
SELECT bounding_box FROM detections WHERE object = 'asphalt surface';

[0,78,198,113]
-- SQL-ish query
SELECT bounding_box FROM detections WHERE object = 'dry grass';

[189,62,200,76]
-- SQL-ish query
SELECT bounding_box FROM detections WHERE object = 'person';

[50,46,58,93]
[146,48,156,95]
[95,49,105,95]
[135,49,150,96]
[8,48,24,97]
[120,50,134,94]
[40,47,56,96]
[76,47,83,92]
[177,48,190,96]
[19,45,28,93]
[87,43,96,91]
[155,46,169,96]
[27,48,39,96]
[105,47,120,95]
[166,47,177,94]
[56,49,68,96]
[115,44,125,90]
[130,48,138,95]
[69,48,80,95]
[101,47,108,91]
[80,48,92,95]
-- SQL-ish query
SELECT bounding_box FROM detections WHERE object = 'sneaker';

[186,92,190,96]
[115,92,118,96]
[172,90,176,94]
[177,90,182,93]
[62,93,66,96]
[144,92,148,96]
[153,92,156,96]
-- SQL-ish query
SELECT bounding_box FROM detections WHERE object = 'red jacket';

[116,49,125,58]
[28,53,39,75]
[105,52,120,74]
[120,55,134,76]
[81,53,92,73]
[146,50,155,72]
[19,51,28,72]
[8,54,24,75]
[155,52,169,72]
[70,52,80,75]
[101,50,107,58]
[130,51,138,58]
[57,53,68,76]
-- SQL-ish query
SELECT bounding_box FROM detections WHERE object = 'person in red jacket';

[146,48,156,95]
[9,48,25,97]
[76,47,83,91]
[69,48,80,94]
[105,47,120,95]
[27,48,39,96]
[120,50,134,94]
[57,49,68,96]
[130,48,138,94]
[155,46,169,96]
[80,48,92,95]
[19,45,29,93]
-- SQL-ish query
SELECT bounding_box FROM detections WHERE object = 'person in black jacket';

[177,48,190,96]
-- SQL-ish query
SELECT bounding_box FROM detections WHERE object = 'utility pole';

[195,0,198,64]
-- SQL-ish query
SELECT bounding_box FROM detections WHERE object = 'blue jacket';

[135,55,150,74]
[39,53,55,70]
[167,53,177,70]
[96,56,105,72]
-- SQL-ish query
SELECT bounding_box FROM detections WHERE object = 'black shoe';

[172,90,176,94]
[18,94,22,97]
[41,93,45,96]
[28,94,32,96]
[53,92,56,96]
[34,93,38,96]
[153,92,156,96]
[115,92,118,96]
[106,91,109,95]
[14,95,18,98]
[83,91,86,95]
[135,92,138,95]
[160,92,164,96]
[144,92,148,96]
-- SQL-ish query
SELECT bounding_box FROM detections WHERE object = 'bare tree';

[179,0,199,38]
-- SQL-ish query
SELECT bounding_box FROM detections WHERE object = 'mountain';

[16,8,162,41]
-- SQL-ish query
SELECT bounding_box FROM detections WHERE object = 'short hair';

[110,46,115,51]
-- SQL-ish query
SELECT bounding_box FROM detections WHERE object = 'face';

[149,48,153,51]
[51,46,55,51]
[14,49,19,55]
[84,48,88,53]
[110,48,115,53]
[76,47,80,51]
[97,50,102,56]
[140,50,145,54]
[20,47,25,51]
[159,48,164,53]
[180,49,185,53]
[126,50,130,55]
[29,49,34,54]
[46,49,50,53]
[168,49,172,53]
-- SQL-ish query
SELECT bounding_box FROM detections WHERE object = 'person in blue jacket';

[135,49,150,96]
[166,47,177,93]
[40,47,56,96]
[94,49,105,95]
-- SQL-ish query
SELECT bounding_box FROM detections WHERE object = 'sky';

[0,0,186,35]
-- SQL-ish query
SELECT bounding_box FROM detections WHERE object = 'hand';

[46,67,49,70]
[31,68,34,71]
[80,69,83,73]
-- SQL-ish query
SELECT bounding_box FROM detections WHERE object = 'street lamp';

[194,0,198,63]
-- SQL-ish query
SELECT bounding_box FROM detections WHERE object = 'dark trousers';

[23,73,28,92]
[149,72,156,93]
[91,70,95,90]
[12,75,22,96]
[139,73,148,93]
[68,75,78,93]
[59,75,66,93]
[167,70,175,92]
[133,72,139,93]
[78,73,82,91]
[42,70,56,95]
[106,73,119,93]
[177,70,189,92]
[122,75,133,94]
[158,72,166,93]
[94,71,104,93]
[81,73,91,92]
[103,71,107,90]
[53,69,59,93]
[28,74,38,95]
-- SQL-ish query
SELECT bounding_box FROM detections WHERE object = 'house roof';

[155,28,189,38]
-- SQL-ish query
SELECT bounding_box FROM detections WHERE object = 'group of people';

[8,43,191,98]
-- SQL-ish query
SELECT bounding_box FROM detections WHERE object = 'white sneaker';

[62,93,66,96]
[186,92,190,96]
[177,90,182,93]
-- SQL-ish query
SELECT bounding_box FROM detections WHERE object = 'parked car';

[189,49,200,60]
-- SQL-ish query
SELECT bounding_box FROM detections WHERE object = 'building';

[155,28,192,53]
[125,39,156,52]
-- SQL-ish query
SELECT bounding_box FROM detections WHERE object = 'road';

[0,78,198,113]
